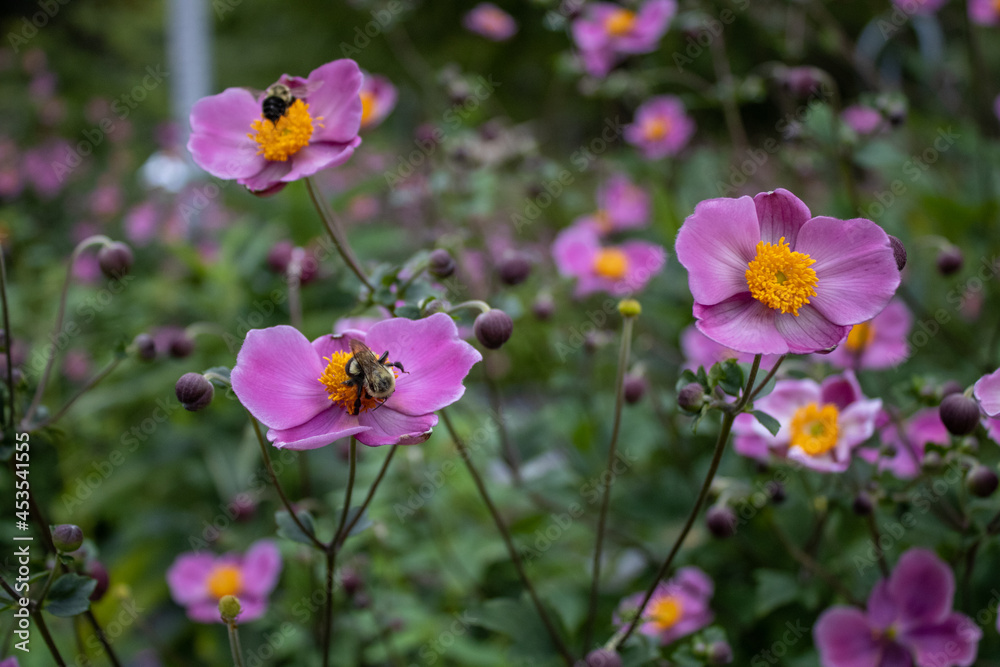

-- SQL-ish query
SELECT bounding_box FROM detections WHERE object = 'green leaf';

[754,569,800,617]
[751,410,781,437]
[45,574,97,617]
[394,304,421,320]
[339,506,373,539]
[275,510,318,547]
[709,359,743,396]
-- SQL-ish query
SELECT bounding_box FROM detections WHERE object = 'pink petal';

[553,223,600,277]
[814,606,883,667]
[231,326,331,430]
[283,138,361,182]
[837,399,882,449]
[694,294,788,355]
[615,241,666,295]
[240,540,281,598]
[187,88,267,180]
[905,614,981,667]
[753,189,811,247]
[305,60,363,144]
[234,598,268,623]
[774,307,851,354]
[188,600,224,623]
[267,406,369,451]
[796,217,900,326]
[820,370,865,409]
[166,553,214,605]
[974,368,1000,417]
[866,580,898,629]
[312,332,356,360]
[239,160,292,192]
[887,549,955,629]
[356,408,437,447]
[364,314,482,416]
[675,196,760,307]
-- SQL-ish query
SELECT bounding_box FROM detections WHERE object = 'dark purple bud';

[937,246,963,276]
[888,235,906,271]
[584,649,622,667]
[341,567,363,597]
[97,242,133,279]
[532,294,554,320]
[939,394,980,436]
[267,240,293,275]
[87,561,109,601]
[967,465,999,498]
[853,491,874,516]
[51,524,84,553]
[623,374,647,405]
[474,310,513,350]
[175,372,214,411]
[428,249,456,278]
[678,383,706,412]
[168,332,194,359]
[706,504,737,538]
[498,252,532,286]
[779,66,825,98]
[707,641,734,665]
[133,333,156,361]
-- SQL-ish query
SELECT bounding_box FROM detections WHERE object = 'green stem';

[33,610,67,666]
[0,248,15,430]
[84,609,123,667]
[614,355,762,649]
[35,356,124,429]
[441,409,575,666]
[747,355,786,403]
[336,445,398,549]
[227,621,247,667]
[304,177,374,291]
[865,512,891,578]
[584,315,635,650]
[320,549,336,667]
[332,438,358,547]
[323,437,358,667]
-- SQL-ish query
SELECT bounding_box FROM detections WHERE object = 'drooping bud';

[852,491,874,516]
[678,383,706,412]
[51,524,84,553]
[706,504,737,538]
[967,465,999,498]
[498,252,532,286]
[219,595,242,623]
[937,246,963,276]
[939,394,980,436]
[175,373,214,411]
[428,249,456,278]
[97,242,134,279]
[133,333,156,361]
[888,235,907,271]
[474,309,514,349]
[168,331,194,359]
[584,649,623,667]
[623,374,647,405]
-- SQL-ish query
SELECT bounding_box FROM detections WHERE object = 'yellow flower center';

[360,90,377,128]
[845,321,875,353]
[647,595,684,631]
[745,237,818,316]
[642,117,669,142]
[790,402,840,456]
[249,99,321,162]
[318,350,396,415]
[593,248,629,279]
[604,8,636,36]
[206,564,242,600]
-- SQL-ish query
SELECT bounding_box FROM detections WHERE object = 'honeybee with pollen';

[342,339,406,416]
[257,81,323,124]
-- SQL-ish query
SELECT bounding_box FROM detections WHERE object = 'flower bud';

[678,382,706,412]
[532,293,554,320]
[937,246,963,276]
[474,309,513,349]
[267,240,293,275]
[707,641,734,665]
[779,66,825,98]
[939,394,980,436]
[133,333,156,361]
[498,252,532,286]
[168,332,194,358]
[617,299,641,318]
[87,561,109,601]
[175,373,214,411]
[967,465,999,498]
[51,524,84,553]
[218,594,242,622]
[623,374,647,405]
[428,249,456,278]
[852,491,874,516]
[97,242,134,279]
[888,235,907,271]
[341,567,363,597]
[706,504,737,538]
[584,649,622,667]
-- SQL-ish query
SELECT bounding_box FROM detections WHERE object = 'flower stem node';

[582,648,622,667]
[888,235,907,271]
[967,465,999,498]
[617,298,641,318]
[176,373,215,412]
[706,504,737,538]
[678,382,706,412]
[97,241,134,280]
[51,524,84,553]
[428,249,456,279]
[218,594,242,624]
[133,333,156,361]
[474,309,514,350]
[939,394,980,436]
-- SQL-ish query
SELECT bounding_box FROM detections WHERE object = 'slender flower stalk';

[33,609,67,667]
[323,437,358,667]
[304,176,374,291]
[584,308,636,650]
[226,621,247,667]
[286,247,305,330]
[36,355,125,429]
[23,235,113,428]
[336,445,399,548]
[613,355,762,649]
[0,249,15,429]
[441,408,575,666]
[83,609,123,667]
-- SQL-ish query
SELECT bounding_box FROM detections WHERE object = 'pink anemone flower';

[858,409,948,479]
[814,548,981,667]
[463,3,518,41]
[614,567,714,646]
[587,173,650,233]
[572,0,676,77]
[187,59,363,193]
[231,313,481,449]
[552,223,666,297]
[675,189,901,355]
[733,371,881,473]
[359,73,397,131]
[625,96,695,160]
[166,540,281,623]
[970,0,1000,24]
[822,299,912,370]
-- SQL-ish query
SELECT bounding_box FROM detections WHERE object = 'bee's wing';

[287,80,325,99]
[348,339,382,379]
